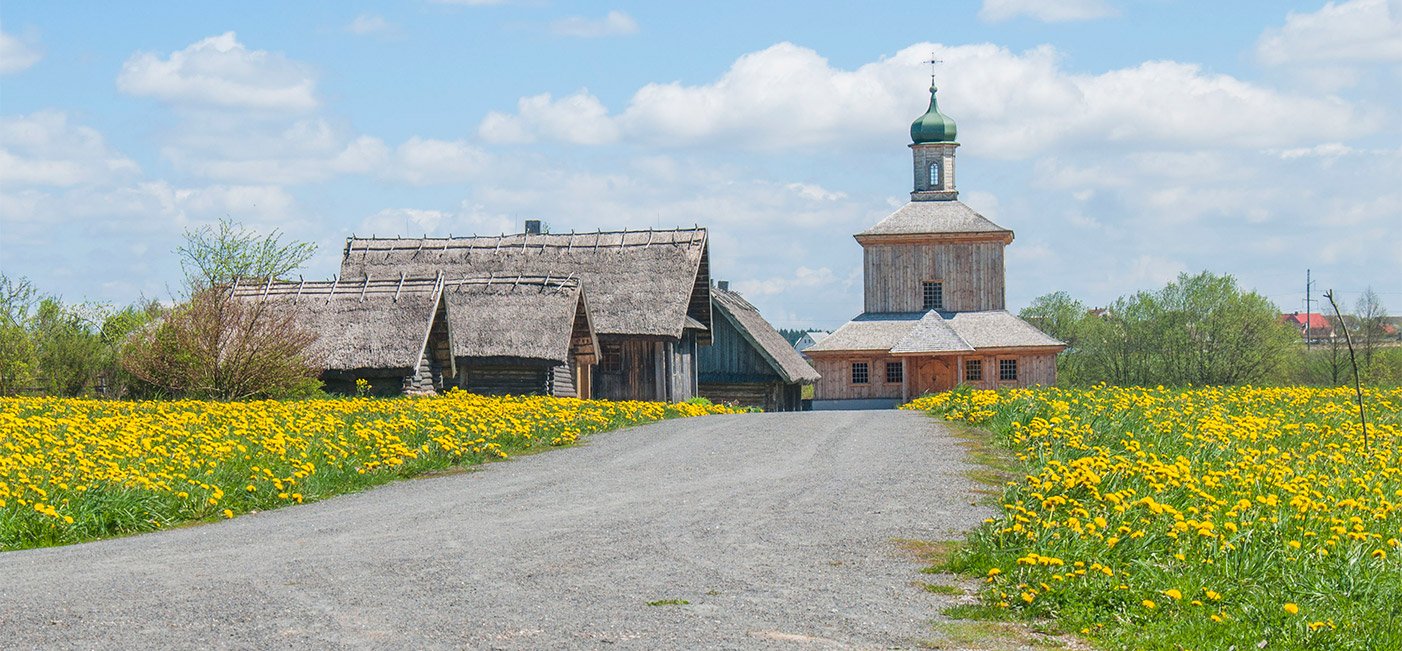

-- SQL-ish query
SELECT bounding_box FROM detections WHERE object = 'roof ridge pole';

[511,274,521,290]
[645,228,654,249]
[394,272,406,303]
[414,240,423,258]
[231,276,241,295]
[295,275,305,303]
[595,228,601,251]
[487,271,495,288]
[359,276,369,303]
[562,271,575,289]
[328,275,339,302]
[495,234,503,252]
[568,231,575,253]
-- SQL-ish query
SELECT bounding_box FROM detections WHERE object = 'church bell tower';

[909,84,958,202]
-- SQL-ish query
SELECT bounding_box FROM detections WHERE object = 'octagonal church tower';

[806,83,1065,408]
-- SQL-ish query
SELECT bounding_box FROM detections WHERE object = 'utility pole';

[1305,269,1314,348]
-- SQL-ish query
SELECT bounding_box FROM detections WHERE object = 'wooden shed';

[229,276,449,396]
[440,275,598,397]
[698,286,820,411]
[341,227,711,402]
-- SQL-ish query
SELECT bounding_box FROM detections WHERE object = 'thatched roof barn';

[229,276,448,396]
[342,227,711,402]
[440,275,598,397]
[698,285,819,411]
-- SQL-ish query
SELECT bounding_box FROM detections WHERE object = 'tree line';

[1020,272,1398,387]
[1,220,321,399]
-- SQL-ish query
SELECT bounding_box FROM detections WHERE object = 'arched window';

[929,162,941,187]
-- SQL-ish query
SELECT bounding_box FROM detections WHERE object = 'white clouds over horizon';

[1257,0,1402,65]
[550,10,638,38]
[117,32,319,112]
[476,42,1380,157]
[978,0,1118,23]
[0,30,41,74]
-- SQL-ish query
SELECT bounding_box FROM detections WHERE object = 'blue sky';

[2,0,1399,329]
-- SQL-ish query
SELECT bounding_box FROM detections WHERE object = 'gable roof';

[807,310,1064,355]
[441,276,595,365]
[711,288,820,384]
[856,201,1011,238]
[341,229,710,342]
[229,277,441,374]
[1281,312,1332,329]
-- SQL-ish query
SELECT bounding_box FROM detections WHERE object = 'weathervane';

[922,52,943,86]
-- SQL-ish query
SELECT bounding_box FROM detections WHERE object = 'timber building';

[341,227,710,402]
[806,82,1063,408]
[697,283,819,411]
[229,275,597,397]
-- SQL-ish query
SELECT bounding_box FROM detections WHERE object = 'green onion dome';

[910,85,957,144]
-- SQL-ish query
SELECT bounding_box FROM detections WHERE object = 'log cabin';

[697,283,819,411]
[806,82,1065,408]
[340,226,710,402]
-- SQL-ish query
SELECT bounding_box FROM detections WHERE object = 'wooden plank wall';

[811,355,904,400]
[696,312,778,381]
[461,364,550,395]
[595,337,661,401]
[552,353,577,398]
[863,242,1005,312]
[960,352,1057,389]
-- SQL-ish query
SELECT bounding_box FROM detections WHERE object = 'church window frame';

[922,281,944,311]
[929,162,941,188]
[999,359,1019,382]
[851,362,870,385]
[885,360,903,384]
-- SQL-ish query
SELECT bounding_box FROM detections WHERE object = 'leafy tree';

[1354,288,1387,379]
[30,298,108,396]
[0,274,37,395]
[177,218,317,291]
[122,220,322,399]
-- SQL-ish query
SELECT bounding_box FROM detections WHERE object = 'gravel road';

[0,410,993,650]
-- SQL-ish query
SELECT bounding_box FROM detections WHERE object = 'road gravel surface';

[0,410,992,649]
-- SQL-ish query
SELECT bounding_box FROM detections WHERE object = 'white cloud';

[387,137,492,185]
[480,42,1378,156]
[0,30,41,74]
[979,0,1117,23]
[159,116,388,184]
[479,90,621,145]
[0,112,140,187]
[1257,0,1402,65]
[346,14,400,37]
[117,32,318,112]
[550,10,639,38]
[359,208,453,236]
[1274,142,1356,160]
[785,182,846,202]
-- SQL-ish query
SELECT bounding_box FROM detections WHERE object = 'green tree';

[1354,288,1387,379]
[0,274,37,395]
[30,298,108,396]
[177,218,317,291]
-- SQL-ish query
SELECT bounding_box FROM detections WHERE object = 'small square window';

[885,361,903,384]
[601,342,622,373]
[999,359,1018,381]
[851,362,869,385]
[922,281,944,311]
[965,359,982,381]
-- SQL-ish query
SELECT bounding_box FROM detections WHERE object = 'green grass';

[646,599,690,606]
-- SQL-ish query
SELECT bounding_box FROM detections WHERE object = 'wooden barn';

[808,82,1064,408]
[440,275,598,397]
[341,226,711,402]
[230,275,598,398]
[229,276,449,396]
[697,284,819,411]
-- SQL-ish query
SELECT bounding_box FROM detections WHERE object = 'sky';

[1,0,1399,330]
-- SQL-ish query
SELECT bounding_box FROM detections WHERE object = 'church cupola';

[909,84,959,202]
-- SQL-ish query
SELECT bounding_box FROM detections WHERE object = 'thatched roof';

[807,310,1063,355]
[856,201,1011,238]
[341,229,710,342]
[229,276,441,373]
[440,276,596,365]
[711,288,820,384]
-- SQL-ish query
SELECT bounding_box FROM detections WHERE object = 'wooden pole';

[1325,289,1369,449]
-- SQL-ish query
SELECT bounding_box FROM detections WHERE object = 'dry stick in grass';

[1325,289,1369,449]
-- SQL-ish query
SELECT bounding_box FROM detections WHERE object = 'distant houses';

[1280,312,1334,342]
[793,331,829,354]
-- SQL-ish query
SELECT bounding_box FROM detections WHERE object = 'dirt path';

[0,410,992,649]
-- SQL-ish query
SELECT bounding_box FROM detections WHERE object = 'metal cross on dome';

[923,53,943,85]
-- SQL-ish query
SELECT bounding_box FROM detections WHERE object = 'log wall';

[863,241,1006,313]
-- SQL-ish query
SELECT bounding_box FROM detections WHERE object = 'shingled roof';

[341,229,710,342]
[807,309,1063,355]
[711,288,819,384]
[441,276,596,365]
[856,201,1011,238]
[229,277,441,374]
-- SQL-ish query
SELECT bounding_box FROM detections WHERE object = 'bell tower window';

[922,281,944,310]
[929,163,940,188]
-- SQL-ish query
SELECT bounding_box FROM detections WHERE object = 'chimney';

[524,219,542,235]
[717,280,729,291]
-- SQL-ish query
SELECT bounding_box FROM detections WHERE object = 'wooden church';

[806,81,1064,408]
